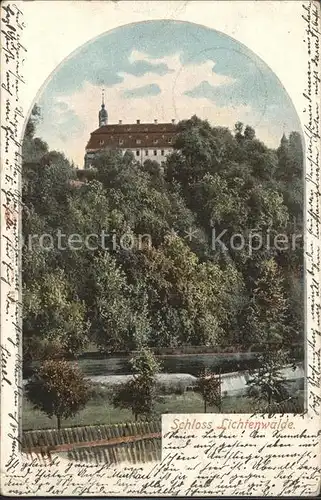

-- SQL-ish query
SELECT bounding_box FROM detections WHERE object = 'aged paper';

[1,0,321,496]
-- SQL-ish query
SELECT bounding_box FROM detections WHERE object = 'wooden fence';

[63,437,161,464]
[22,421,162,464]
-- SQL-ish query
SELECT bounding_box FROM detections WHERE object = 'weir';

[87,363,304,397]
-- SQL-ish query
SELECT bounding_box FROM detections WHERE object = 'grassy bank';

[23,388,304,431]
[23,392,253,430]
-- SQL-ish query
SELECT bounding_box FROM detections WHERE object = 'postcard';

[1,0,320,496]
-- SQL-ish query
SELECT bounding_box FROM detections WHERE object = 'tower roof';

[99,88,108,126]
[99,105,108,118]
[280,132,288,145]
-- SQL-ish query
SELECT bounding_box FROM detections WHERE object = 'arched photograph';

[21,17,304,463]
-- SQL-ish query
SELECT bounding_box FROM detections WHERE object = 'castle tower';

[99,89,108,127]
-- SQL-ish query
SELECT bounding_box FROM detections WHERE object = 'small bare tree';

[197,369,222,413]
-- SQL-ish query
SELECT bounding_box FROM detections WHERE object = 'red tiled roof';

[86,122,177,151]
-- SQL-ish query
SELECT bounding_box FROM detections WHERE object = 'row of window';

[124,127,169,132]
[86,149,169,163]
[99,138,172,146]
[136,149,166,157]
[133,138,172,145]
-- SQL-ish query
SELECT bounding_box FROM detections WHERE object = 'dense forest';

[22,108,304,371]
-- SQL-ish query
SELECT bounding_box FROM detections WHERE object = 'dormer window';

[136,139,141,145]
[119,139,124,145]
[153,139,158,144]
[168,138,172,144]
[99,140,104,146]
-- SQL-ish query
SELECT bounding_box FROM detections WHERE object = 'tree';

[138,234,242,347]
[250,258,287,337]
[244,125,255,141]
[246,259,291,407]
[234,121,244,142]
[166,116,236,189]
[111,348,161,420]
[247,352,290,408]
[111,377,154,421]
[25,360,91,429]
[277,132,303,182]
[21,111,303,397]
[22,105,48,164]
[276,132,303,221]
[23,269,89,359]
[197,369,222,413]
[85,253,136,352]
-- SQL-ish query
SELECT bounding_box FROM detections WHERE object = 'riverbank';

[21,392,254,430]
[23,386,305,431]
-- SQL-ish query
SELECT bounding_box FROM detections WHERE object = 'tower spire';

[99,88,108,127]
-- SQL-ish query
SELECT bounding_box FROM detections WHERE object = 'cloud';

[125,60,173,77]
[184,80,236,102]
[35,20,301,167]
[123,83,161,99]
[37,52,251,166]
[54,101,69,111]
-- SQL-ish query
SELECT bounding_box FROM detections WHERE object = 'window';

[119,139,123,145]
[136,150,140,156]
[168,138,172,144]
[145,150,149,156]
[153,150,157,156]
[99,140,104,146]
[153,139,158,144]
[161,150,165,156]
[136,139,141,145]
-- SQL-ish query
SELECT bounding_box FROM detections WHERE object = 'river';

[74,351,258,377]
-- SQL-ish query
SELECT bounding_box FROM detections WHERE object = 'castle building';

[84,91,177,168]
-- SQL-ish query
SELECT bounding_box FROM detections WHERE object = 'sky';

[36,20,301,168]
